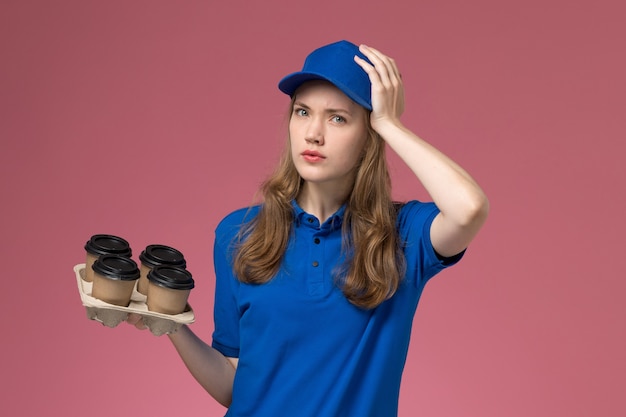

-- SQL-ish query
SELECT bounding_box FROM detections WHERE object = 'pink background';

[1,1,624,416]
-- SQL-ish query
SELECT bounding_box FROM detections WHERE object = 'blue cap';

[278,40,373,110]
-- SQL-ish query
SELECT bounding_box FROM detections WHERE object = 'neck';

[297,182,350,223]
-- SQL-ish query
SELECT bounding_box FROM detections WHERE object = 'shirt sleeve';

[396,200,465,287]
[211,220,242,358]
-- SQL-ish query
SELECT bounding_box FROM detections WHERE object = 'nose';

[305,118,324,145]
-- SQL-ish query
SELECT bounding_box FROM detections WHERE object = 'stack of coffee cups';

[84,234,194,315]
[139,244,194,315]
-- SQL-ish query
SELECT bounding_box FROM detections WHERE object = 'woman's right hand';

[126,313,148,330]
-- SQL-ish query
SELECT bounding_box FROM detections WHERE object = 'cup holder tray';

[74,263,194,336]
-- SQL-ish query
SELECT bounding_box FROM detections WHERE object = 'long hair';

[233,102,404,309]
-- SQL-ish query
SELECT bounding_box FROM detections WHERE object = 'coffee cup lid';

[139,244,186,268]
[85,234,132,257]
[148,265,194,290]
[92,254,140,281]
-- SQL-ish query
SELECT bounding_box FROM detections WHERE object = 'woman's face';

[289,80,369,191]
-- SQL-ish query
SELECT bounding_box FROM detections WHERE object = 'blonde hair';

[233,102,404,309]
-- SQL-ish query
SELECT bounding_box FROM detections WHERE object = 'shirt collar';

[291,199,345,231]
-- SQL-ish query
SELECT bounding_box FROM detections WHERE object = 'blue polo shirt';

[212,200,462,417]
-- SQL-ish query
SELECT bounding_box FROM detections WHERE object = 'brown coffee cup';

[84,234,132,282]
[146,265,194,315]
[91,255,140,307]
[137,244,186,295]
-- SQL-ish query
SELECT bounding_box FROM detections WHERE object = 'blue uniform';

[212,200,463,417]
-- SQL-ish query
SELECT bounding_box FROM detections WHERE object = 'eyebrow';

[293,101,352,116]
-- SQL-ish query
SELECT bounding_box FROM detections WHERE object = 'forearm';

[168,325,236,407]
[375,121,489,257]
[380,122,488,224]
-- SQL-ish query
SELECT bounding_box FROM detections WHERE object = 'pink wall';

[1,0,624,416]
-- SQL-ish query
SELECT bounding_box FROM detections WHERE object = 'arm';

[127,315,237,407]
[168,325,238,407]
[355,45,489,257]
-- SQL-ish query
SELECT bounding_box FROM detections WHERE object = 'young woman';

[129,40,489,416]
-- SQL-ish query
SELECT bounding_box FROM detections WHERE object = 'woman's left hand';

[354,44,405,133]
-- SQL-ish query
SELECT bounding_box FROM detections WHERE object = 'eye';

[294,107,308,117]
[332,115,346,123]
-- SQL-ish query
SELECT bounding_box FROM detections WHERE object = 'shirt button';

[307,218,314,223]
[312,261,319,267]
[314,238,320,244]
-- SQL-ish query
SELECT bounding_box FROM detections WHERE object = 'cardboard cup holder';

[74,263,195,336]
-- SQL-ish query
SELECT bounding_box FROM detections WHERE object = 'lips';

[301,150,326,162]
[302,150,325,158]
